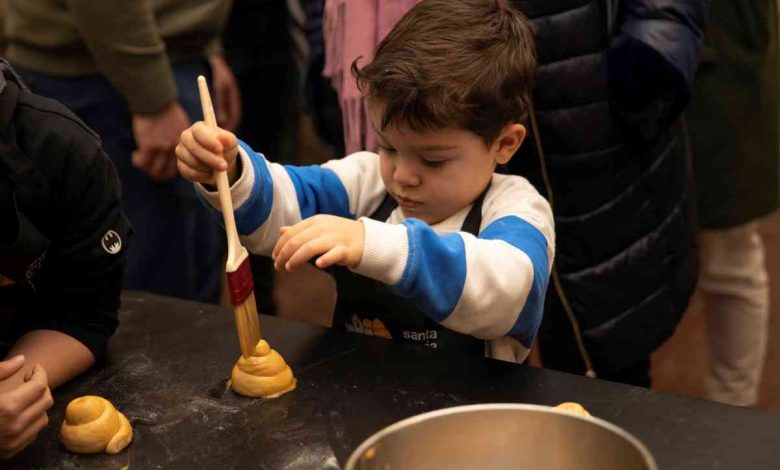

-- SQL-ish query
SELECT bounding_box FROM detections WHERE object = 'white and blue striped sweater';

[197,141,555,363]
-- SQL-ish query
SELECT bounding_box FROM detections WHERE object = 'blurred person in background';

[509,0,705,387]
[301,0,345,157]
[687,0,779,406]
[3,0,240,303]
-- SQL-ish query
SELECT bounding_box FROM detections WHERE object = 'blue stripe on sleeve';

[283,165,352,219]
[392,218,467,323]
[234,140,274,235]
[195,140,274,235]
[479,216,549,349]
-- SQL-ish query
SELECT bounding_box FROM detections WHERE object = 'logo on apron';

[344,315,392,339]
[344,314,442,349]
[401,329,438,349]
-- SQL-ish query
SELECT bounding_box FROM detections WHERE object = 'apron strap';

[460,183,490,236]
[369,193,399,222]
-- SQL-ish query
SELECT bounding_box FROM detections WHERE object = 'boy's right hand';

[176,121,240,185]
[0,356,53,459]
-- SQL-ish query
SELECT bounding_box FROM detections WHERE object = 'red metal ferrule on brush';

[227,258,254,305]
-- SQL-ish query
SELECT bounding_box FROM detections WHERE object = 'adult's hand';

[208,53,242,132]
[132,102,192,182]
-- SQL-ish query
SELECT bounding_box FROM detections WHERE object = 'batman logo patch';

[101,230,122,255]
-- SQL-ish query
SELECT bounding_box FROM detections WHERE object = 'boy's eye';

[422,159,446,168]
[379,145,397,154]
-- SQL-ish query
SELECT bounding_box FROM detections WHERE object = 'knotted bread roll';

[231,340,296,398]
[60,395,133,454]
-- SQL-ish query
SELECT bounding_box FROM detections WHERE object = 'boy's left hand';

[272,215,364,271]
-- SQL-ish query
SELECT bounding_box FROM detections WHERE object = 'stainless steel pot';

[345,404,657,470]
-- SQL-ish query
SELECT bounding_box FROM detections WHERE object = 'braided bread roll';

[60,396,133,454]
[231,340,296,398]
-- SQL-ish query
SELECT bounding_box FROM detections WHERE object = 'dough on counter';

[555,402,591,417]
[231,340,296,398]
[60,396,133,454]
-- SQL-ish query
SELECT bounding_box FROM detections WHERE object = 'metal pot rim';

[345,403,657,470]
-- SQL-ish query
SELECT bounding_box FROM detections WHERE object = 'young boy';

[0,59,130,458]
[176,0,554,363]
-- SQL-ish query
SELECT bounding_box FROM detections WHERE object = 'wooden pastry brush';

[197,75,261,358]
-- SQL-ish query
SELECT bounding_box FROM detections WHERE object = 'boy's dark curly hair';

[352,0,536,146]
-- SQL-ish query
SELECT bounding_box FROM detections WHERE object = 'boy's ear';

[493,123,526,165]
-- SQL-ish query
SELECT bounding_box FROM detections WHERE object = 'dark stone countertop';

[6,292,780,469]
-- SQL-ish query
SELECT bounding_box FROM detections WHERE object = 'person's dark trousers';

[14,61,225,303]
[223,0,300,314]
[224,0,298,163]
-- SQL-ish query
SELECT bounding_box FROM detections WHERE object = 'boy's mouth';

[395,194,422,209]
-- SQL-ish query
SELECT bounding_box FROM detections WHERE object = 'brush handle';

[197,76,247,273]
[198,76,260,358]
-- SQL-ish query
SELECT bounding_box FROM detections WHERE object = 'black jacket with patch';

[0,59,131,358]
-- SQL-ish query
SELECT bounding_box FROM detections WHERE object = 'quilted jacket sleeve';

[607,0,708,143]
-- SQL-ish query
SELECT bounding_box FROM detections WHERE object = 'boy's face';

[375,121,525,225]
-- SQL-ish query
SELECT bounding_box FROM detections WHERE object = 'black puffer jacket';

[508,0,705,379]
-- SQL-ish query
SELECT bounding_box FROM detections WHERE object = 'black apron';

[332,189,488,355]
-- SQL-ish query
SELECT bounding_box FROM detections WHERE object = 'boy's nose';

[393,159,421,187]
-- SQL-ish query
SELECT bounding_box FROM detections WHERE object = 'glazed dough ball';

[231,340,296,398]
[60,396,133,454]
[555,402,591,417]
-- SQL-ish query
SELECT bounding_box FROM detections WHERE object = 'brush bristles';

[234,291,261,358]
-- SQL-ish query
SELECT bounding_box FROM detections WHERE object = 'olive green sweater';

[4,0,231,114]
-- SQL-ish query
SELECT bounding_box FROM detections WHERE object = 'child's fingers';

[0,355,25,381]
[216,130,239,169]
[271,228,288,261]
[31,365,50,395]
[176,144,219,174]
[180,128,229,172]
[217,130,238,154]
[7,411,48,454]
[273,228,299,262]
[284,237,332,271]
[190,122,224,153]
[273,219,317,260]
[7,368,48,411]
[15,383,53,433]
[273,227,295,260]
[316,246,346,269]
[0,430,37,460]
[177,160,214,184]
[274,225,321,269]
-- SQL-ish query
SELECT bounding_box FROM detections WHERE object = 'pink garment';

[323,0,420,154]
